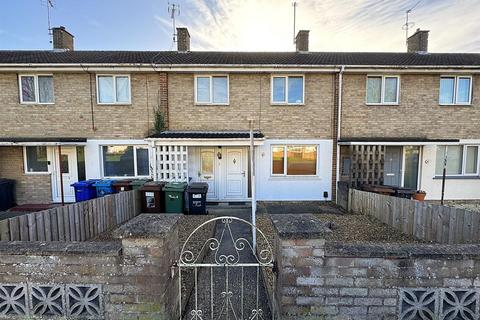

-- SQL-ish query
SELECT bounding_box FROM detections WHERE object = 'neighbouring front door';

[199,148,217,200]
[384,146,402,187]
[222,148,246,200]
[53,146,78,203]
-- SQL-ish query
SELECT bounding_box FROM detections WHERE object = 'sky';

[0,0,479,52]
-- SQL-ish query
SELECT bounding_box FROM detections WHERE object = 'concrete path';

[182,206,273,319]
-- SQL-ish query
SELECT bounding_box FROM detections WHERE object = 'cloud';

[165,0,480,52]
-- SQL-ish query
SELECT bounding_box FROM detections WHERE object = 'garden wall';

[0,214,180,320]
[272,214,480,320]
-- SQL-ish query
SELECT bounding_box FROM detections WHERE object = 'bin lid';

[113,180,133,187]
[187,182,209,193]
[140,181,166,191]
[130,179,152,186]
[93,179,116,187]
[71,179,99,187]
[163,182,188,191]
[0,178,14,185]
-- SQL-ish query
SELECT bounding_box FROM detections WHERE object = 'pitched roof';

[1,50,480,66]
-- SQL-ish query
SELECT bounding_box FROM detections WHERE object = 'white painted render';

[420,145,480,200]
[255,139,333,201]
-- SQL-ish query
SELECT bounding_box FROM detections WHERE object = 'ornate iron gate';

[176,216,275,320]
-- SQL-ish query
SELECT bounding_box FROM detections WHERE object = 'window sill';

[365,103,399,106]
[20,103,55,106]
[97,103,132,106]
[439,104,472,107]
[24,172,51,175]
[195,103,230,106]
[433,176,480,180]
[270,103,305,106]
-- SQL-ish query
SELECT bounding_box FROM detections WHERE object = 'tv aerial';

[168,2,180,44]
[402,0,423,48]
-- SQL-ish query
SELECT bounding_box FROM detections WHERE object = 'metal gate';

[176,216,276,320]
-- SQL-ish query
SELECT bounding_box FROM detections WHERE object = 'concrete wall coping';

[326,241,480,259]
[113,214,181,239]
[271,214,332,240]
[0,241,121,256]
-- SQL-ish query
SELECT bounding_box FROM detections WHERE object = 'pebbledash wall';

[0,214,180,320]
[271,214,480,320]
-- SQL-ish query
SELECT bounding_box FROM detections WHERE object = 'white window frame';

[23,146,51,175]
[435,145,480,177]
[439,75,472,106]
[101,145,150,178]
[18,74,55,105]
[270,75,305,105]
[270,144,318,177]
[96,74,132,105]
[194,74,230,105]
[365,75,400,105]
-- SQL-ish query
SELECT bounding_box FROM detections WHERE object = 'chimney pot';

[52,26,74,51]
[407,29,429,53]
[176,27,190,52]
[295,30,310,53]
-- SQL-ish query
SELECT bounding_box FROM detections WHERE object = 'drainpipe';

[249,119,256,249]
[58,145,65,206]
[335,66,345,203]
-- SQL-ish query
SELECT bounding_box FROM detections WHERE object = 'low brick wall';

[0,214,180,320]
[272,214,480,320]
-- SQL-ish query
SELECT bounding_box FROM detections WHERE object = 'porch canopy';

[146,130,264,182]
[0,137,87,146]
[338,137,460,145]
[147,130,265,146]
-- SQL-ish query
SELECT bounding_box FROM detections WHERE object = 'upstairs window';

[272,145,317,176]
[102,145,149,177]
[435,145,479,176]
[19,75,54,104]
[97,75,131,104]
[439,76,472,105]
[366,75,399,104]
[195,75,229,104]
[271,75,304,104]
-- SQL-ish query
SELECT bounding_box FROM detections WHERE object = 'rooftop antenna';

[42,0,55,44]
[292,1,297,44]
[168,2,180,45]
[402,0,422,48]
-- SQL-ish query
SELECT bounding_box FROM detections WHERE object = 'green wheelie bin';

[163,182,187,213]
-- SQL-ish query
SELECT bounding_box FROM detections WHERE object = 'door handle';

[242,171,246,177]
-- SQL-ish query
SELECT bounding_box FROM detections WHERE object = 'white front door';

[53,147,78,203]
[222,148,247,200]
[199,148,217,200]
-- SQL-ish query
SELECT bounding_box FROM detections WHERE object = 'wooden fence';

[0,190,140,242]
[349,189,480,244]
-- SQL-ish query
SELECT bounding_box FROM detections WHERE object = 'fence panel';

[348,189,479,244]
[0,190,140,242]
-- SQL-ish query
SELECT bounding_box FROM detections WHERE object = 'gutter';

[335,66,345,203]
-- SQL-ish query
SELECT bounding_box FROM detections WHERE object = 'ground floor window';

[24,146,49,173]
[271,145,317,176]
[435,145,479,176]
[102,145,149,177]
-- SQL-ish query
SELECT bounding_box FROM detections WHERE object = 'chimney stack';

[176,27,190,52]
[52,26,74,51]
[295,30,310,53]
[407,29,429,53]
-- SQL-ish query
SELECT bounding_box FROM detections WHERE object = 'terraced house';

[0,26,479,205]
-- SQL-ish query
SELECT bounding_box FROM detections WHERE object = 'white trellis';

[155,145,189,182]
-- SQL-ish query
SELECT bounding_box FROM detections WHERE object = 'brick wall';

[168,73,335,139]
[0,72,167,139]
[272,214,480,320]
[0,146,51,204]
[341,74,480,139]
[0,214,180,319]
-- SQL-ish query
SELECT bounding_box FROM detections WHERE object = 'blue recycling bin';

[93,179,116,197]
[71,180,99,202]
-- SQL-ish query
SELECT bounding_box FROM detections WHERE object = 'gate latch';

[171,261,178,279]
[272,260,278,274]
